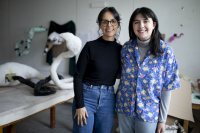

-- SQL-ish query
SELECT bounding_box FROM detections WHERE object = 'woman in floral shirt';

[116,7,180,133]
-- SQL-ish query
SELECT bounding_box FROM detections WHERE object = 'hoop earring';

[115,26,121,39]
[98,29,103,36]
[115,31,120,39]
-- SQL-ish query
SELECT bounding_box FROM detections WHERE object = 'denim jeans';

[72,83,115,133]
[118,113,157,133]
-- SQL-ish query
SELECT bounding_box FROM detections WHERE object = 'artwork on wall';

[15,26,47,56]
[167,33,184,43]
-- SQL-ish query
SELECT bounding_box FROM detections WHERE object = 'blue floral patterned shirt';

[116,39,180,122]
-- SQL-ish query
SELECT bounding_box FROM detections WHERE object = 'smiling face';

[133,13,156,41]
[100,11,119,41]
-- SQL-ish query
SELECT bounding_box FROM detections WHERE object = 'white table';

[0,84,74,133]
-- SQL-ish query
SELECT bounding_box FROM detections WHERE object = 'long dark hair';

[129,7,163,56]
[96,7,121,38]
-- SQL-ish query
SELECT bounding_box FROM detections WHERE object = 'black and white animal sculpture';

[49,32,82,89]
[0,62,63,96]
[0,62,42,86]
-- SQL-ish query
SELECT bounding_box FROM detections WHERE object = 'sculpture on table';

[46,32,82,89]
[0,32,82,95]
[0,62,57,96]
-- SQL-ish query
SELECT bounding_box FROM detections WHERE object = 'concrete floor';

[3,102,199,133]
[3,102,118,133]
[4,102,73,133]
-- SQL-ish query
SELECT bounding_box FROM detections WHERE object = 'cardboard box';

[168,78,194,122]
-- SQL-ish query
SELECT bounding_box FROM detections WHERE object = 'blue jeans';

[72,83,115,133]
[118,113,157,133]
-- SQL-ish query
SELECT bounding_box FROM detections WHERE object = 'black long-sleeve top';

[73,37,122,108]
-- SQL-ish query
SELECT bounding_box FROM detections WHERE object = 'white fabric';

[0,62,42,86]
[50,32,82,89]
[48,32,65,45]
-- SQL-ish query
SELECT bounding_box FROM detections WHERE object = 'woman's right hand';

[74,107,88,126]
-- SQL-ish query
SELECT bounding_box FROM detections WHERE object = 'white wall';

[76,0,133,44]
[0,0,200,81]
[133,0,200,81]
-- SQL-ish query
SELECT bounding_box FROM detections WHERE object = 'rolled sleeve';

[163,48,180,91]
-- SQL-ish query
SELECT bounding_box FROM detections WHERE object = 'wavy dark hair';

[96,7,121,38]
[129,7,163,56]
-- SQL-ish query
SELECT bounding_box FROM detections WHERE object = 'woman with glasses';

[72,7,121,133]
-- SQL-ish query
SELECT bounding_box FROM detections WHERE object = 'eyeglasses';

[100,19,118,27]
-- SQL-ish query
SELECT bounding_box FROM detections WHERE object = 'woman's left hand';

[157,122,165,133]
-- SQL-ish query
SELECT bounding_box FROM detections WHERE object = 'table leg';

[7,124,16,133]
[0,126,3,133]
[50,106,56,128]
[183,120,189,133]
